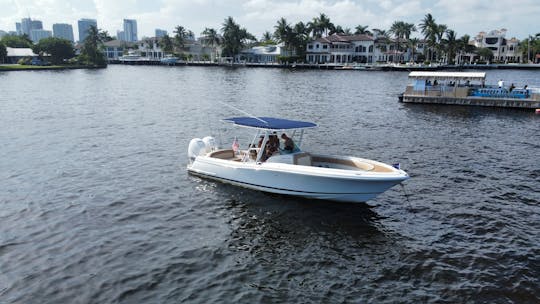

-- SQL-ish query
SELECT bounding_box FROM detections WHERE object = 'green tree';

[354,25,371,35]
[442,29,458,64]
[476,47,493,62]
[33,37,75,64]
[419,13,437,61]
[274,17,294,55]
[221,16,255,58]
[174,25,188,50]
[0,43,6,63]
[0,34,33,48]
[80,25,106,66]
[201,27,221,60]
[160,34,174,54]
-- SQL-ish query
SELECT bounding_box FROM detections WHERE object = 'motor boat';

[187,117,409,203]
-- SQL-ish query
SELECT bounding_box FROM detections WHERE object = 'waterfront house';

[305,33,421,65]
[5,47,38,64]
[237,45,285,64]
[103,40,135,61]
[470,29,522,63]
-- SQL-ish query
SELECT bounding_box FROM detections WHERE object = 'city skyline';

[1,0,539,41]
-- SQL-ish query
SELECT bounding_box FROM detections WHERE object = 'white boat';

[187,117,409,203]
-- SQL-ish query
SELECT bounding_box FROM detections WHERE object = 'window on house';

[323,45,327,49]
[308,45,313,49]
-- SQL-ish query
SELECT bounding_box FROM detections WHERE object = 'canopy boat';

[399,71,540,109]
[187,117,409,203]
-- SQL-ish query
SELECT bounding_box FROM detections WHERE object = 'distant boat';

[119,52,142,62]
[160,55,178,65]
[400,71,540,109]
[187,116,409,203]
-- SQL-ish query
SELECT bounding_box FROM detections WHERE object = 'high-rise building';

[78,18,97,43]
[117,30,125,41]
[155,29,167,38]
[21,18,32,36]
[31,20,43,31]
[30,29,52,42]
[53,23,74,42]
[123,19,137,42]
[15,22,22,35]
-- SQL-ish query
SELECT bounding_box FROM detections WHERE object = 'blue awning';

[223,117,317,130]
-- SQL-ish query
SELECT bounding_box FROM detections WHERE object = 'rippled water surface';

[1,66,539,303]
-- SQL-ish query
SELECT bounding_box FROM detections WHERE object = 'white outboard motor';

[202,136,217,153]
[188,138,206,162]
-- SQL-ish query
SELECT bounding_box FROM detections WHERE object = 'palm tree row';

[158,13,533,64]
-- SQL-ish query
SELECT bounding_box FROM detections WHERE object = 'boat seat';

[209,149,235,160]
[293,152,312,166]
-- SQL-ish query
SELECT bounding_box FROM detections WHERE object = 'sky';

[1,0,539,41]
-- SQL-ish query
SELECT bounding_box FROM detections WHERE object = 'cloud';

[0,0,537,39]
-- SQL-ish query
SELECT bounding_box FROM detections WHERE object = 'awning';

[223,117,317,130]
[408,71,486,81]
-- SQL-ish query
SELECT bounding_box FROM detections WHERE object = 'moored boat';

[187,117,409,203]
[400,71,540,109]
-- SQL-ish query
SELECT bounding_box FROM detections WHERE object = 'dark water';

[1,65,539,303]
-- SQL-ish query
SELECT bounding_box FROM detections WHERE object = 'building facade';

[30,29,52,42]
[472,29,521,63]
[53,23,74,42]
[155,29,167,38]
[122,19,137,42]
[78,18,97,43]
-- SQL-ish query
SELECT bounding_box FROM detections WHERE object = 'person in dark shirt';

[281,133,294,152]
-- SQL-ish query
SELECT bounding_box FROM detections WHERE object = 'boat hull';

[187,156,408,203]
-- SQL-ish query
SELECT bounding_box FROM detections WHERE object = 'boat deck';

[208,149,394,173]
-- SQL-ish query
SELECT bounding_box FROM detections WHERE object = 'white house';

[472,29,522,63]
[306,34,418,64]
[5,47,38,63]
[237,45,285,63]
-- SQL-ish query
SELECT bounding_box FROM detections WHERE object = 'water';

[1,66,539,303]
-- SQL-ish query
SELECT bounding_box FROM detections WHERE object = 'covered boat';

[187,117,409,203]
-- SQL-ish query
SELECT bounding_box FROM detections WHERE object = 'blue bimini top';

[223,117,317,130]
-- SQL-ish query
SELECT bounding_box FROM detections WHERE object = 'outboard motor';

[188,138,206,163]
[202,136,217,153]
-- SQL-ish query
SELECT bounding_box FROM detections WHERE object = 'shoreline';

[107,60,540,71]
[0,64,107,72]
[2,62,539,72]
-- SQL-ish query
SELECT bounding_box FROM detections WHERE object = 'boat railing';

[405,84,538,100]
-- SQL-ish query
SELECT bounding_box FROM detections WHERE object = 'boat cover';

[224,117,317,130]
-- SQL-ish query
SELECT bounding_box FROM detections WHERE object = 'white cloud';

[0,0,537,39]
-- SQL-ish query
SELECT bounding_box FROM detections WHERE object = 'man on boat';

[281,133,294,152]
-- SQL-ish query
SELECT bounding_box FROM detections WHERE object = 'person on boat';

[281,133,294,152]
[498,79,504,88]
[509,83,515,92]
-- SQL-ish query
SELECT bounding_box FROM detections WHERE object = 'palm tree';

[354,25,371,35]
[160,34,174,54]
[201,27,221,61]
[274,18,293,50]
[419,13,437,61]
[174,25,187,50]
[318,13,334,36]
[81,25,106,66]
[443,29,458,64]
[456,34,474,64]
[220,16,255,59]
[408,38,420,62]
[261,31,274,43]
